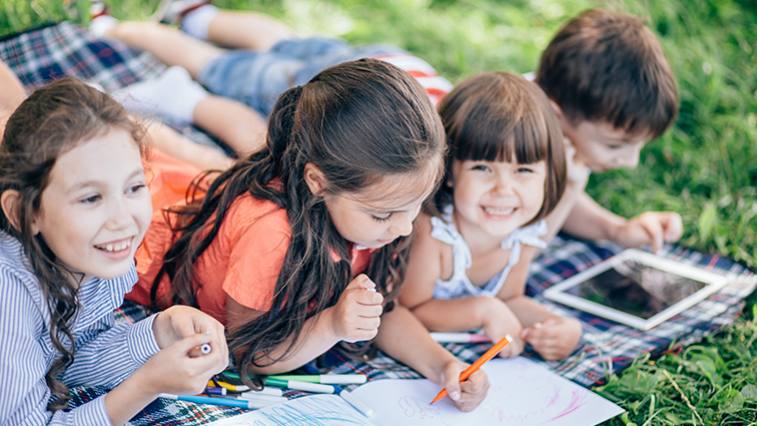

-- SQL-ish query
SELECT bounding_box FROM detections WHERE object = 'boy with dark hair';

[536,9,683,252]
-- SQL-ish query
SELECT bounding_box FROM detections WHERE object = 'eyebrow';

[67,169,144,194]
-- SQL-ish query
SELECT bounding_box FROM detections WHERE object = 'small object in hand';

[200,343,212,354]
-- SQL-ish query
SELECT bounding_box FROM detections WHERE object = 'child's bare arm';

[562,191,626,241]
[226,274,383,374]
[495,246,539,301]
[226,297,343,374]
[506,296,582,361]
[398,214,443,310]
[399,217,495,331]
[563,192,683,252]
[0,60,26,131]
[375,304,489,412]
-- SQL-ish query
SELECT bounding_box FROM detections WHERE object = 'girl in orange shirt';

[129,59,488,411]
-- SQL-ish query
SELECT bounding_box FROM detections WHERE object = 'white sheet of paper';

[351,357,623,426]
[208,357,622,426]
[206,393,374,425]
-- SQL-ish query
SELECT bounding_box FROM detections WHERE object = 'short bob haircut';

[435,72,566,224]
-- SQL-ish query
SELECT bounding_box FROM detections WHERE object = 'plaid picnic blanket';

[2,20,754,426]
[67,235,753,425]
[0,21,222,150]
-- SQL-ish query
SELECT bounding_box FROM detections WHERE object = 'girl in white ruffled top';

[400,72,582,360]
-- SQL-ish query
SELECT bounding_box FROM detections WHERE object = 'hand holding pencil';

[430,335,511,408]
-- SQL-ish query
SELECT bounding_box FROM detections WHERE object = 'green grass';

[1,0,755,424]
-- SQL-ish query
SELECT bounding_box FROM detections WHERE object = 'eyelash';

[80,195,101,204]
[78,183,146,204]
[129,183,147,194]
[372,214,392,222]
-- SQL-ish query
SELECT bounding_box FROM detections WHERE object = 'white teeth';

[97,239,131,252]
[484,206,515,216]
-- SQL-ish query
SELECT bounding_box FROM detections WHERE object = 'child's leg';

[193,95,267,156]
[145,121,233,171]
[505,296,582,361]
[105,21,223,78]
[203,9,295,51]
[113,66,265,156]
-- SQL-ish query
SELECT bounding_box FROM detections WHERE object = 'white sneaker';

[151,0,210,25]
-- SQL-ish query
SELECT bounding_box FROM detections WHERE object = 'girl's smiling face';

[450,159,546,242]
[33,128,152,280]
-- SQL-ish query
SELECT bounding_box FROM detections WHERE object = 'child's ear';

[549,100,564,122]
[1,190,25,232]
[303,163,327,196]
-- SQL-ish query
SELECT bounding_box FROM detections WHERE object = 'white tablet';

[544,249,729,330]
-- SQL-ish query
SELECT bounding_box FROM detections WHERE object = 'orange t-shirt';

[129,156,374,324]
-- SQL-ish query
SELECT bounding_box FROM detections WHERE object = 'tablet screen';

[565,259,709,319]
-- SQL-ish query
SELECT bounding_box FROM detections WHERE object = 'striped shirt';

[375,53,453,107]
[0,231,160,425]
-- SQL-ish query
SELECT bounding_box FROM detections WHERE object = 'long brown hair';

[151,59,445,384]
[435,72,566,223]
[0,78,144,410]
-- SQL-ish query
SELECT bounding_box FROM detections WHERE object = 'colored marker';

[212,380,250,392]
[264,378,335,394]
[430,335,512,404]
[158,393,264,410]
[267,374,367,385]
[241,386,284,397]
[430,332,491,344]
[203,386,227,396]
[336,386,374,418]
[238,392,288,406]
[200,343,212,354]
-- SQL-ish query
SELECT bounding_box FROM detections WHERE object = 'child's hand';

[139,333,229,396]
[439,360,490,412]
[327,274,384,343]
[153,305,227,361]
[610,211,683,252]
[521,316,582,361]
[478,297,524,358]
[564,141,591,188]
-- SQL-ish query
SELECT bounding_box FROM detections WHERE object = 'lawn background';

[1,0,755,424]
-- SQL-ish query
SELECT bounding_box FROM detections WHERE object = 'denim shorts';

[198,37,402,117]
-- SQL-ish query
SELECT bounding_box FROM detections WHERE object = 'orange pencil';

[430,334,512,404]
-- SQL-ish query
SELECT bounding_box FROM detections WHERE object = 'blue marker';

[158,393,264,410]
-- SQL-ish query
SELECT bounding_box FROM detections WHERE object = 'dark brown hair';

[436,72,566,223]
[150,59,445,385]
[536,8,678,138]
[0,77,144,410]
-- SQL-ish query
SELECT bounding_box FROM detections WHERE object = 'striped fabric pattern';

[374,53,453,106]
[0,232,160,425]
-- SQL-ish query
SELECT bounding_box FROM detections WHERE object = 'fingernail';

[449,391,461,401]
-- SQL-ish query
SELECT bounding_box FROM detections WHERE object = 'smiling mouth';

[94,237,133,254]
[482,206,517,218]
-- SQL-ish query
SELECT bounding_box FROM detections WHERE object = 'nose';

[105,197,133,230]
[391,215,413,238]
[493,175,515,196]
